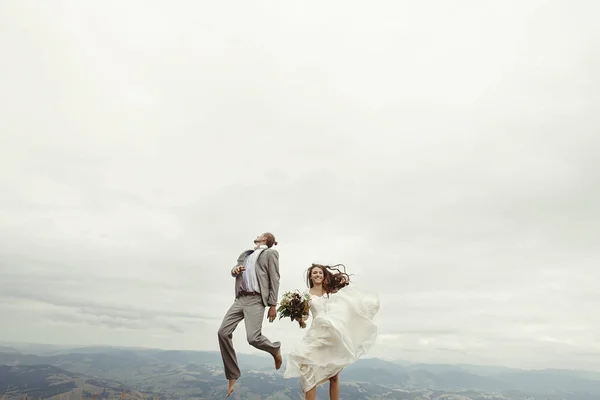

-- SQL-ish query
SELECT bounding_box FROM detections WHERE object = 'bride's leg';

[305,387,316,400]
[329,372,340,400]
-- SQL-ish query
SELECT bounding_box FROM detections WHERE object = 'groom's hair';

[263,232,278,248]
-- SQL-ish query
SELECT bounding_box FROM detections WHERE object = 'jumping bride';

[283,264,380,400]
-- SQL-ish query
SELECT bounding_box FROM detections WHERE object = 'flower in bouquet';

[277,290,311,328]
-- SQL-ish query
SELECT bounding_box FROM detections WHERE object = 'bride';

[283,264,380,400]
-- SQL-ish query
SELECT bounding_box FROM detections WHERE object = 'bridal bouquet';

[277,290,311,328]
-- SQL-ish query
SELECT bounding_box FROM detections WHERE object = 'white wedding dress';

[283,285,380,392]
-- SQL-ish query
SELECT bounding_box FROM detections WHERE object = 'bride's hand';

[296,314,308,322]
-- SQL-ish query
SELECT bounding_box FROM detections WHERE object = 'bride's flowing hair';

[306,263,352,295]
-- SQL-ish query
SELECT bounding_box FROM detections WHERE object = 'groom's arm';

[266,249,280,306]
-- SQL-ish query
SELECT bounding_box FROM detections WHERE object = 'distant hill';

[0,364,146,400]
[0,346,19,353]
[1,347,600,399]
[0,342,76,355]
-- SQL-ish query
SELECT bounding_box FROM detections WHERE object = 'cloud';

[49,312,186,334]
[0,260,216,335]
[0,0,599,372]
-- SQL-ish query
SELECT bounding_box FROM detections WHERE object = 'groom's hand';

[232,265,245,275]
[267,306,277,323]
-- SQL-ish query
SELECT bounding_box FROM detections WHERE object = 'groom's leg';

[218,299,244,380]
[242,296,281,356]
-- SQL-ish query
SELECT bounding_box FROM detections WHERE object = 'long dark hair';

[306,263,351,295]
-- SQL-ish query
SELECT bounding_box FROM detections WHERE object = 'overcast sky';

[1,0,599,372]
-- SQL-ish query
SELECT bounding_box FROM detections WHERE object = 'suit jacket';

[231,248,280,307]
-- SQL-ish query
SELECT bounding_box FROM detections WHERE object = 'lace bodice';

[309,294,327,318]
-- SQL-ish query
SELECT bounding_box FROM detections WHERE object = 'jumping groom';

[217,232,282,397]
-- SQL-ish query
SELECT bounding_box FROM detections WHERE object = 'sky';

[1,0,599,372]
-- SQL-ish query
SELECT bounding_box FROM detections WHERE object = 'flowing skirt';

[283,286,380,392]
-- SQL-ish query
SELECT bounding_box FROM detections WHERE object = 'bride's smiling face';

[310,267,324,285]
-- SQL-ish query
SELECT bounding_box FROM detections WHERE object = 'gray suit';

[217,247,281,380]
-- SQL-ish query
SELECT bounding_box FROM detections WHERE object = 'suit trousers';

[217,294,281,380]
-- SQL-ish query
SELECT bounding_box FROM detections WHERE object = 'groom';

[217,232,282,397]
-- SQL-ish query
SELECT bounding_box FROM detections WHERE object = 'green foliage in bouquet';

[277,290,311,328]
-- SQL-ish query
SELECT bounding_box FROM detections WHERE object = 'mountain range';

[1,343,599,399]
